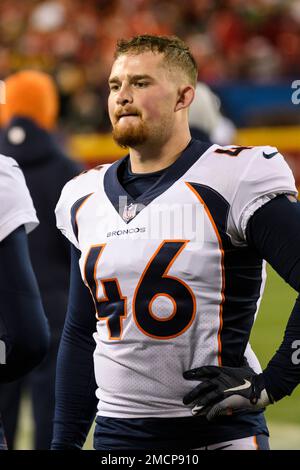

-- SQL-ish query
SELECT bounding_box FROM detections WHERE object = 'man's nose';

[116,84,133,106]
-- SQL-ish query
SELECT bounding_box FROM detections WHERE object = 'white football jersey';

[56,140,297,418]
[0,154,38,242]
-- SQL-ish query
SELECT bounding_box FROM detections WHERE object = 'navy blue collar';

[104,138,212,223]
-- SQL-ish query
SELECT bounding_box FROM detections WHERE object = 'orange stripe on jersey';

[253,435,259,450]
[75,194,93,235]
[185,182,225,366]
[71,192,94,242]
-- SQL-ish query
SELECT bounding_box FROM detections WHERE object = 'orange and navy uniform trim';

[186,182,225,365]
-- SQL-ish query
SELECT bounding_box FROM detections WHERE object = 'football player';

[0,70,83,450]
[52,35,300,450]
[0,155,49,449]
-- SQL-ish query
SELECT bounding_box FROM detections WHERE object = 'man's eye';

[134,82,148,88]
[110,84,120,91]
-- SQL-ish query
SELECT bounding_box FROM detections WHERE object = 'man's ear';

[175,85,195,111]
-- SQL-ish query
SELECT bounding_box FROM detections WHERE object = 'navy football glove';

[183,365,274,421]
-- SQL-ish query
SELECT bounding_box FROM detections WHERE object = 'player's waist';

[94,413,268,450]
[94,350,217,418]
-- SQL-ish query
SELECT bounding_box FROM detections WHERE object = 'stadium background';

[0,0,300,449]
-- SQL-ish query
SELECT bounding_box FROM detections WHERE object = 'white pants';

[194,434,269,450]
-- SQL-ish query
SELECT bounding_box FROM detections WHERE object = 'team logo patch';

[123,203,137,222]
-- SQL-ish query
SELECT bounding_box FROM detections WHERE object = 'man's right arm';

[51,244,98,450]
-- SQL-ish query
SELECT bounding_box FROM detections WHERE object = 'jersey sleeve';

[0,155,39,242]
[228,146,298,245]
[55,178,81,250]
[55,166,108,250]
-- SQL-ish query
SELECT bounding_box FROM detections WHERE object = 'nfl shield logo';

[123,203,137,222]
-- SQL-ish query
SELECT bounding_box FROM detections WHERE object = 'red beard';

[112,118,149,148]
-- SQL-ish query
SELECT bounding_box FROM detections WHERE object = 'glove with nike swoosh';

[182,365,274,421]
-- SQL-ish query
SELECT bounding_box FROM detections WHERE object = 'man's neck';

[129,132,192,174]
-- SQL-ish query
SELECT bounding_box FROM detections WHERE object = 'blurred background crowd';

[1,0,300,132]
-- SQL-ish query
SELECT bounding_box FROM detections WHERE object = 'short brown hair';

[114,35,198,87]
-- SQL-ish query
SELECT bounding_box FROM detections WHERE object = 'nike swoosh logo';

[263,151,278,159]
[224,379,251,393]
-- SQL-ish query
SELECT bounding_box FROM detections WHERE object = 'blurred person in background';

[0,70,83,450]
[189,82,236,145]
[0,152,50,450]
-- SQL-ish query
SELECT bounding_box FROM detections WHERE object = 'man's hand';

[183,365,274,421]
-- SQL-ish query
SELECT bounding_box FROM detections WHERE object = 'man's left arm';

[246,194,300,400]
[183,194,300,419]
[0,226,50,382]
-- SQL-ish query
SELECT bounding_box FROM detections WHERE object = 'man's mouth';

[117,112,139,121]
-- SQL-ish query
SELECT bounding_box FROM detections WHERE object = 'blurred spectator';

[0,70,83,449]
[189,82,236,145]
[0,0,299,132]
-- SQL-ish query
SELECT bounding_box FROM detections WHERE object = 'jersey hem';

[97,409,196,419]
[0,211,39,242]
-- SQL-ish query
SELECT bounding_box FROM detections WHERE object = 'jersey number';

[215,146,252,157]
[84,241,196,340]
